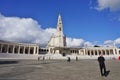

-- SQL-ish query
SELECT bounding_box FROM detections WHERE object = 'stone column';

[92,50,94,55]
[37,46,39,54]
[33,47,36,54]
[94,50,96,55]
[98,50,100,55]
[87,50,90,55]
[12,45,15,54]
[93,50,95,55]
[78,50,81,55]
[113,49,115,55]
[48,48,50,54]
[28,47,30,54]
[113,49,116,55]
[83,49,86,55]
[85,49,87,55]
[7,45,9,53]
[109,49,111,55]
[51,48,53,54]
[18,46,20,54]
[97,50,99,55]
[23,46,25,54]
[90,50,92,56]
[0,44,1,52]
[105,50,107,55]
[0,44,3,53]
[112,49,114,55]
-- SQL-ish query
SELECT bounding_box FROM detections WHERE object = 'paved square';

[0,59,120,80]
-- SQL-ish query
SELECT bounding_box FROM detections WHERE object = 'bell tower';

[56,14,64,36]
[47,14,66,47]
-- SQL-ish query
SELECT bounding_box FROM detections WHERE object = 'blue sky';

[0,0,120,47]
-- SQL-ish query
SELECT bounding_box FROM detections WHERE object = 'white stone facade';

[47,14,66,47]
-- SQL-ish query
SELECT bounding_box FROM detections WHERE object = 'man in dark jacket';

[98,54,106,76]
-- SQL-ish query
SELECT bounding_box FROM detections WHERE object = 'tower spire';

[57,14,63,36]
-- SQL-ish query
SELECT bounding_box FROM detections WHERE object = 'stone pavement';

[0,59,120,80]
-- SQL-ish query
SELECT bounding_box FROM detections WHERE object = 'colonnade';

[85,49,115,56]
[1,39,119,57]
[0,43,39,55]
[45,47,117,56]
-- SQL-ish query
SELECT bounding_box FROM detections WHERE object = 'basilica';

[0,14,120,59]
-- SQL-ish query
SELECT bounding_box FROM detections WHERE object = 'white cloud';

[104,40,113,45]
[84,41,93,47]
[104,40,114,47]
[114,38,120,45]
[0,13,56,46]
[66,37,84,47]
[104,38,120,47]
[0,13,87,47]
[95,0,120,11]
[45,28,56,34]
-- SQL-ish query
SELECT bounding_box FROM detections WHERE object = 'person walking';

[67,57,71,62]
[98,53,106,76]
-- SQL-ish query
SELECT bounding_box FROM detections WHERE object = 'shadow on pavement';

[105,70,110,77]
[0,61,19,64]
